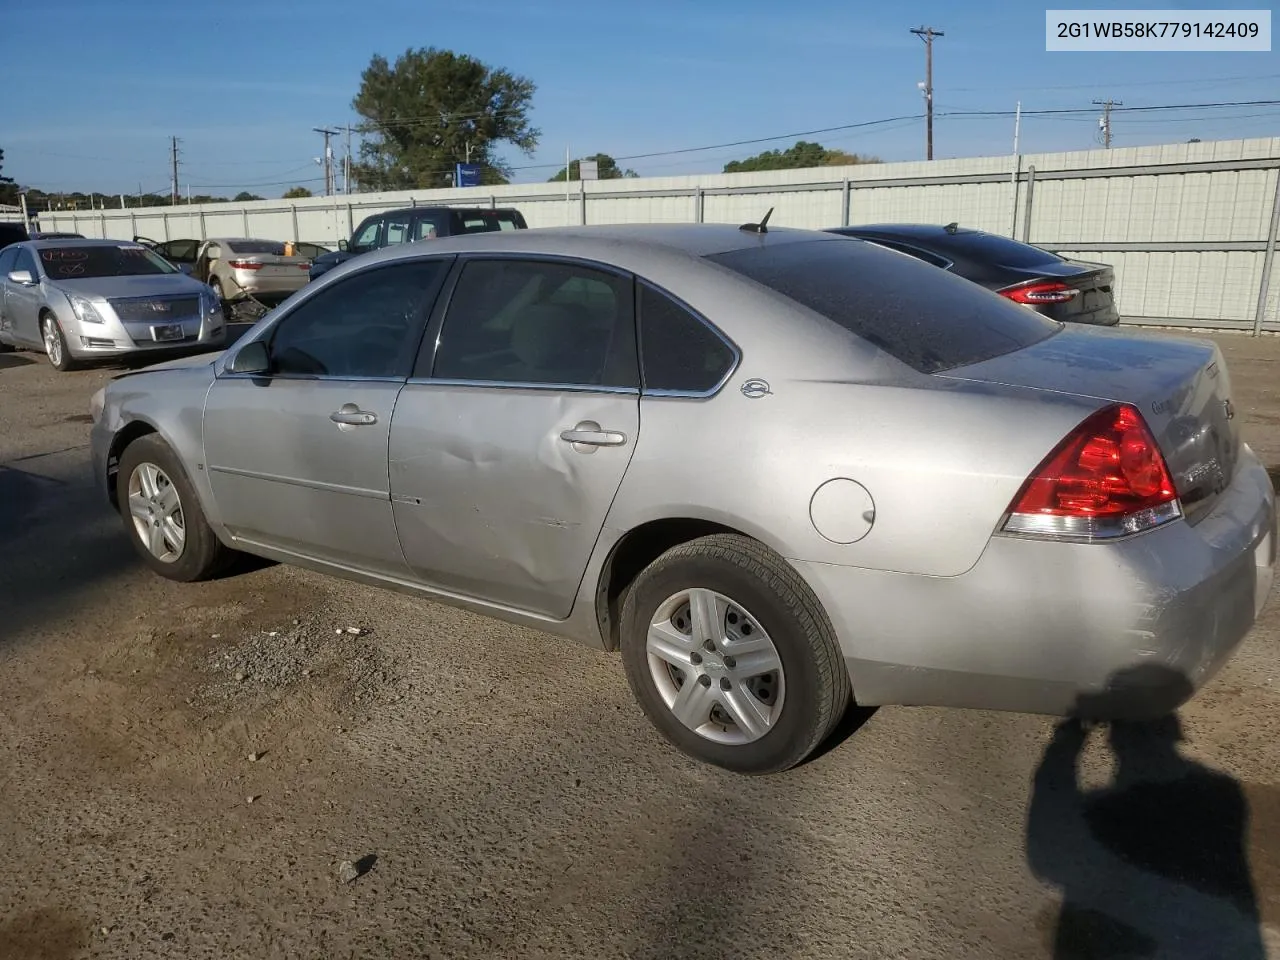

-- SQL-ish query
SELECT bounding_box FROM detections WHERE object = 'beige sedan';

[194,237,312,306]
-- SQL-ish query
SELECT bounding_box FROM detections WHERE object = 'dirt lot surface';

[2,329,1280,959]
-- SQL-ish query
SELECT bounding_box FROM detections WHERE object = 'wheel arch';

[595,517,771,652]
[105,418,162,510]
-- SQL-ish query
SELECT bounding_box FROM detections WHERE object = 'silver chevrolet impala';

[0,239,225,370]
[89,223,1277,774]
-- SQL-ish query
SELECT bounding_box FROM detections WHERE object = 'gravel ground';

[1,330,1279,959]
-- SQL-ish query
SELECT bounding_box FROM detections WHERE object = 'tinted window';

[159,239,199,262]
[13,248,36,276]
[432,258,635,388]
[927,231,1063,268]
[385,214,412,245]
[37,244,178,280]
[0,246,18,276]
[863,239,950,269]
[226,240,285,255]
[639,284,735,394]
[708,239,1060,375]
[413,214,446,241]
[352,218,382,251]
[268,260,447,379]
[451,210,525,234]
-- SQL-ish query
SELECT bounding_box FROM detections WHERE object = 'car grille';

[111,296,200,323]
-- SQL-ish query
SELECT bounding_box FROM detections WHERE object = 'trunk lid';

[228,253,311,278]
[941,327,1240,524]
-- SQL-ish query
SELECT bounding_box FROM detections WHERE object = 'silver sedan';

[0,239,225,371]
[89,223,1276,774]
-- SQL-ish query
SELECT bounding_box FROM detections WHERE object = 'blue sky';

[3,0,1277,198]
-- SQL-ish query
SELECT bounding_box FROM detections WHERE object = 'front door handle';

[560,420,627,450]
[330,403,378,429]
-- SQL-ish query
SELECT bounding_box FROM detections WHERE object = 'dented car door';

[388,256,641,619]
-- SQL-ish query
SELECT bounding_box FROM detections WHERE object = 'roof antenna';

[944,221,959,234]
[739,207,774,235]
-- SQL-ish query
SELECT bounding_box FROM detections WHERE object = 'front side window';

[37,244,178,280]
[13,248,36,277]
[431,258,636,388]
[638,284,736,394]
[351,218,382,252]
[266,259,449,379]
[413,214,446,241]
[0,246,18,277]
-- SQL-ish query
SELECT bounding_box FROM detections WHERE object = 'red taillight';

[1003,403,1181,540]
[298,262,311,270]
[227,259,262,271]
[1000,281,1079,305]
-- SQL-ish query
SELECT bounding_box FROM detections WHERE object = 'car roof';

[361,222,848,269]
[26,237,139,249]
[370,206,523,217]
[205,237,272,244]
[830,223,987,240]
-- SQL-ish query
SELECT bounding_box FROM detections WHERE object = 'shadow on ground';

[0,353,36,370]
[1027,665,1267,958]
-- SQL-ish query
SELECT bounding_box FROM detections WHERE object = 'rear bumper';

[792,445,1276,719]
[229,274,308,298]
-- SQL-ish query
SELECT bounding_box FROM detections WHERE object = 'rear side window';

[451,210,525,234]
[708,239,1059,375]
[639,284,736,394]
[929,231,1063,268]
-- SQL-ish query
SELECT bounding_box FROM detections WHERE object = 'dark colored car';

[0,220,30,251]
[825,223,1119,326]
[310,206,528,281]
[30,231,84,240]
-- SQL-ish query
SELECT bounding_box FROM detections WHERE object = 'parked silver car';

[89,223,1276,774]
[193,237,312,304]
[0,239,225,371]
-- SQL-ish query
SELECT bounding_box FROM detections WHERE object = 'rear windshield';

[926,230,1064,268]
[451,210,526,234]
[38,244,178,280]
[707,239,1060,374]
[226,240,285,255]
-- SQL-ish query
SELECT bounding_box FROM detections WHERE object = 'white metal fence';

[34,136,1280,332]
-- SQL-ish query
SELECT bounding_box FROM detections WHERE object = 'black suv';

[309,205,528,281]
[0,220,30,251]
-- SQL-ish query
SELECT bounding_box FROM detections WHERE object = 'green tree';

[352,47,538,190]
[547,153,639,182]
[233,191,265,202]
[282,186,313,199]
[723,141,880,173]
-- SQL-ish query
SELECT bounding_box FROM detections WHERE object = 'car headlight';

[70,295,105,324]
[202,290,223,324]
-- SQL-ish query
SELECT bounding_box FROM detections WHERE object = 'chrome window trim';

[216,371,407,384]
[404,377,639,396]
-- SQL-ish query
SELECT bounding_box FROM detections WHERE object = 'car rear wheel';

[619,533,850,774]
[116,434,235,582]
[42,313,79,371]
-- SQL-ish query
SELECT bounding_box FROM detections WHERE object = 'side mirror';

[7,270,34,285]
[338,239,349,252]
[177,263,193,276]
[227,339,271,375]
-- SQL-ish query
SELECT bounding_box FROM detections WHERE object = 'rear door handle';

[330,403,378,427]
[560,420,627,448]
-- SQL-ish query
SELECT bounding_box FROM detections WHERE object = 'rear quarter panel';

[609,375,1103,578]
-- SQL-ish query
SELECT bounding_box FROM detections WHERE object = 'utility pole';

[911,25,944,160]
[1093,98,1122,148]
[314,127,340,196]
[344,124,352,194]
[170,136,181,205]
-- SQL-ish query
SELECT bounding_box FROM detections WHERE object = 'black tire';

[116,433,235,582]
[0,337,14,353]
[620,533,851,775]
[41,312,79,371]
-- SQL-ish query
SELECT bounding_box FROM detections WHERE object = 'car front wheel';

[620,533,851,774]
[42,314,78,371]
[116,434,235,581]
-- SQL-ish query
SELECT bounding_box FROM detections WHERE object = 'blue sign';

[455,163,481,187]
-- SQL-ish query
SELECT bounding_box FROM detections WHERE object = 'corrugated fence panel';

[31,136,1280,329]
